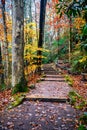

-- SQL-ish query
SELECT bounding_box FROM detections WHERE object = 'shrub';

[65,75,73,86]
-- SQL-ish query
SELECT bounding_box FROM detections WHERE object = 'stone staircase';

[26,64,71,102]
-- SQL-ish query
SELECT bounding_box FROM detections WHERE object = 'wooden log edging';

[24,97,70,103]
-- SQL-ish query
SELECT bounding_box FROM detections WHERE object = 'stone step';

[42,70,56,72]
[44,77,64,80]
[25,96,70,103]
[43,72,58,75]
[42,79,65,82]
[42,68,54,71]
[46,75,64,78]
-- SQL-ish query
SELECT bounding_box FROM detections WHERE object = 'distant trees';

[0,44,3,85]
[24,0,33,22]
[55,0,87,73]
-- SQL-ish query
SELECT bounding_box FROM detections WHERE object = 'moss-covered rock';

[8,93,26,109]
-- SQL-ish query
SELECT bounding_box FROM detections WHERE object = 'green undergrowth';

[8,93,26,109]
[12,84,28,95]
[12,78,28,95]
[69,90,87,109]
[65,75,73,86]
[0,83,12,92]
[69,91,81,105]
[78,125,87,130]
[78,112,87,130]
[79,112,87,125]
[69,91,87,129]
[0,83,7,91]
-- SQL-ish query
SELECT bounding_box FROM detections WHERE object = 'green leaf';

[78,125,87,130]
[84,112,87,115]
[56,4,60,7]
[83,24,87,35]
[59,12,63,18]
[59,0,63,2]
[77,9,81,16]
[57,6,62,14]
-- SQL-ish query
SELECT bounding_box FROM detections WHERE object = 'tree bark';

[0,44,4,85]
[29,0,32,23]
[33,0,39,41]
[37,0,47,74]
[12,0,25,87]
[69,16,73,62]
[1,0,9,85]
[70,16,73,52]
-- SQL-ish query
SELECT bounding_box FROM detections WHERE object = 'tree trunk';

[37,0,47,74]
[12,0,25,87]
[0,44,4,85]
[33,0,39,41]
[70,16,73,52]
[29,0,32,23]
[69,16,72,62]
[1,0,9,85]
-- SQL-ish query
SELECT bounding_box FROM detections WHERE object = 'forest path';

[0,64,82,130]
[26,64,71,102]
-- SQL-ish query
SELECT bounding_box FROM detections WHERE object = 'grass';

[69,90,87,129]
[65,75,73,86]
